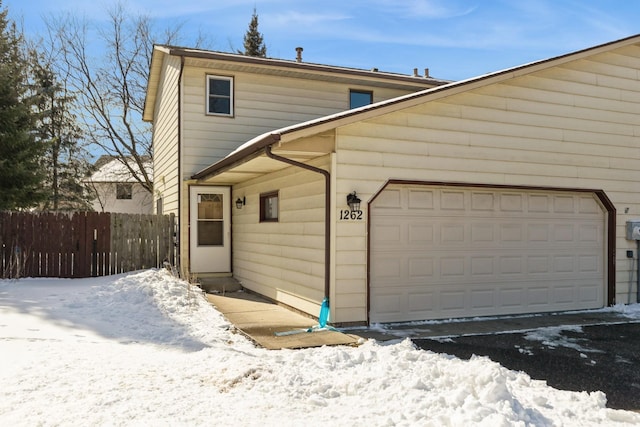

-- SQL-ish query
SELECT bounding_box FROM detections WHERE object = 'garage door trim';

[367,180,616,324]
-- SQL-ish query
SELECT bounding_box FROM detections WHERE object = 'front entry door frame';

[189,185,231,273]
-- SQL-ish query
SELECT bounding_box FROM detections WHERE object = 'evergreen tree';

[30,50,90,211]
[0,3,46,210]
[241,8,267,57]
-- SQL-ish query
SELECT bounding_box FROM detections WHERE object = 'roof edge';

[158,45,451,86]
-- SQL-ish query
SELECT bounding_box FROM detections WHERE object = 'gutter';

[265,146,332,304]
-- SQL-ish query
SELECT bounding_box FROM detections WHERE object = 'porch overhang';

[191,131,336,184]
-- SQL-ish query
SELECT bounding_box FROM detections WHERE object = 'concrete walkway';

[205,291,360,350]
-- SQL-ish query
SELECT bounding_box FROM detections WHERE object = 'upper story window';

[116,183,133,200]
[207,75,234,116]
[350,89,373,109]
[260,191,279,222]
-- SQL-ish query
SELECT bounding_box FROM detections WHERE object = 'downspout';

[177,56,185,274]
[265,146,331,303]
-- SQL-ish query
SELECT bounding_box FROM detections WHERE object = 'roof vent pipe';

[413,67,419,77]
[424,68,430,78]
[295,47,303,62]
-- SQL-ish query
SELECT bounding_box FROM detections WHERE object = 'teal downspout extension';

[265,146,332,322]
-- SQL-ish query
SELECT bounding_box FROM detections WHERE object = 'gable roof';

[143,45,451,122]
[88,158,153,183]
[192,33,640,184]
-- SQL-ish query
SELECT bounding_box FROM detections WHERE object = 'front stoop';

[197,276,242,294]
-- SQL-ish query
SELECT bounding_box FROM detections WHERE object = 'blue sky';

[5,0,639,81]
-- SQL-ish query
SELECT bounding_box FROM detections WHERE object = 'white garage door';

[369,184,606,323]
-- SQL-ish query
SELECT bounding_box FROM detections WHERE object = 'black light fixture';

[346,191,361,212]
[235,196,245,209]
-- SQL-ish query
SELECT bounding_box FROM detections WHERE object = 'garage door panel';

[579,255,600,273]
[440,289,466,311]
[408,223,434,243]
[441,190,465,210]
[528,194,550,212]
[375,188,402,209]
[579,224,602,243]
[408,257,434,278]
[553,285,575,304]
[371,292,404,320]
[408,291,436,313]
[372,223,402,244]
[440,257,466,276]
[579,196,601,213]
[526,287,551,306]
[527,256,550,273]
[470,289,495,310]
[554,195,575,213]
[371,257,402,279]
[471,256,494,275]
[471,223,495,242]
[500,288,524,308]
[408,189,435,209]
[370,185,606,323]
[579,283,600,303]
[500,193,524,211]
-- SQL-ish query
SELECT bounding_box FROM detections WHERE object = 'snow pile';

[1,270,638,426]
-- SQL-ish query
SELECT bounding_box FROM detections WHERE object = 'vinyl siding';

[231,157,330,318]
[180,61,416,179]
[332,43,640,321]
[152,55,181,215]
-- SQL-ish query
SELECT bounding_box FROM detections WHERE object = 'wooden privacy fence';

[0,211,175,279]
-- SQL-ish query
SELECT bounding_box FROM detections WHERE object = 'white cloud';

[374,0,477,19]
[267,10,350,27]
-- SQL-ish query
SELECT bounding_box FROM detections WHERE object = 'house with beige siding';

[143,47,447,294]
[145,35,640,326]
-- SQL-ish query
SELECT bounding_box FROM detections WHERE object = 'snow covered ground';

[1,269,639,426]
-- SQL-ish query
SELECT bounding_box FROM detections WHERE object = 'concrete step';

[197,276,242,294]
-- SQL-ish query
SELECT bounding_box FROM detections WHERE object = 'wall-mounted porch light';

[235,196,246,209]
[346,191,361,212]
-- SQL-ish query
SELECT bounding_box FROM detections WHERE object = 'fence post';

[92,228,97,277]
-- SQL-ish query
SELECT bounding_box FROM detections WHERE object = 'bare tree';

[45,3,191,193]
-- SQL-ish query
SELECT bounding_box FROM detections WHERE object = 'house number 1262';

[340,210,363,220]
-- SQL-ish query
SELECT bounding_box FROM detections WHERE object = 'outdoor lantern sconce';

[235,197,245,209]
[346,191,361,212]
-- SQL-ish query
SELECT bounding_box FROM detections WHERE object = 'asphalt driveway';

[412,321,640,411]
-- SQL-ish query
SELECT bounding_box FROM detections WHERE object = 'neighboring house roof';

[192,33,640,184]
[143,45,452,122]
[89,158,153,183]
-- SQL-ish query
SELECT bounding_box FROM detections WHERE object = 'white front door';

[189,186,231,273]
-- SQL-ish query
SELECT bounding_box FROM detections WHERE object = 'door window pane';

[197,193,223,246]
[198,194,222,219]
[198,221,223,246]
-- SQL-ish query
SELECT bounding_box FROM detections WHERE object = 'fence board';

[0,211,175,279]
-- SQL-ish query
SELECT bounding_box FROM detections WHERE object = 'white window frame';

[206,75,234,117]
